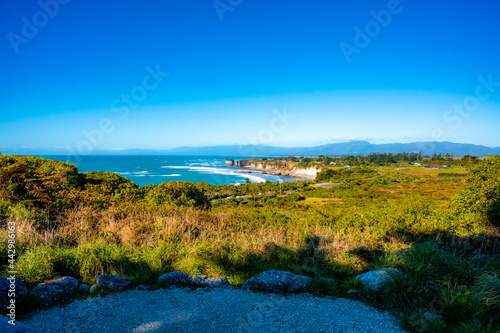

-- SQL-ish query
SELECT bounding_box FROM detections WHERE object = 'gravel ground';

[23,287,406,333]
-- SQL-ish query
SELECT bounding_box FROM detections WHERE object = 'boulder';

[355,268,402,292]
[242,270,313,293]
[95,275,132,291]
[78,283,90,293]
[188,275,230,288]
[31,276,78,307]
[159,271,230,288]
[0,277,28,308]
[159,271,190,285]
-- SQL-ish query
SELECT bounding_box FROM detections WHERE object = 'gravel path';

[23,288,406,333]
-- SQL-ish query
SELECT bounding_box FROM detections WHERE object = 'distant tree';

[462,155,479,164]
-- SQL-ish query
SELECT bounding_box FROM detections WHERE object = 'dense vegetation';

[1,153,499,332]
[273,152,476,169]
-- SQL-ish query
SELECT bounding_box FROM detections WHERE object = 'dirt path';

[23,287,405,333]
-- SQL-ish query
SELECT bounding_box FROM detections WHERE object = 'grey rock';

[188,275,230,288]
[159,271,230,288]
[242,270,313,293]
[95,275,132,291]
[79,283,90,293]
[159,271,190,285]
[31,276,78,306]
[89,284,99,293]
[355,268,402,292]
[50,276,79,294]
[0,277,28,308]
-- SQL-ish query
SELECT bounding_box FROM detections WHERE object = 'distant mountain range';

[3,141,500,157]
[161,141,500,157]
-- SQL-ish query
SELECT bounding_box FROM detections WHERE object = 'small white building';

[414,163,421,167]
[343,165,351,170]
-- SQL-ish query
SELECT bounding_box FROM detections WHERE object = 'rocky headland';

[235,159,320,180]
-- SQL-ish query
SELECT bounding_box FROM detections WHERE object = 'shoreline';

[235,166,317,181]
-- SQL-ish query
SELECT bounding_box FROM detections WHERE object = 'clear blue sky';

[1,0,500,154]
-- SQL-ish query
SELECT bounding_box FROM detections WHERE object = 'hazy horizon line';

[1,139,500,154]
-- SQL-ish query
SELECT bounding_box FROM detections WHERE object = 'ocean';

[42,155,294,186]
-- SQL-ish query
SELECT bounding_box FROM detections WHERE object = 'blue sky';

[1,0,500,154]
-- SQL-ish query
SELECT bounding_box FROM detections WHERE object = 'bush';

[81,171,142,208]
[145,181,210,208]
[452,156,500,226]
[0,155,80,209]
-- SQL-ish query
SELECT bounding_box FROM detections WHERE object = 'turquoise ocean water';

[42,156,294,186]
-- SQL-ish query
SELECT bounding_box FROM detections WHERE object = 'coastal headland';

[234,159,320,180]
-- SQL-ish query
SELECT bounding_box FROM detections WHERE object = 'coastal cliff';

[236,159,320,180]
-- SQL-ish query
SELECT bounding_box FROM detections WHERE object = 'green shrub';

[145,181,210,208]
[0,155,80,209]
[452,156,500,226]
[16,246,56,282]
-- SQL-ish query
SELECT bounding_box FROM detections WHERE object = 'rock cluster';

[1,267,405,317]
[242,270,313,293]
